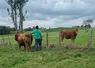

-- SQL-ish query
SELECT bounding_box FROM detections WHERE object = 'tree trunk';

[19,4,23,33]
[14,8,18,33]
[11,3,18,33]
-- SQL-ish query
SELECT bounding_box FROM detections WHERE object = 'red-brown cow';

[60,28,79,43]
[15,32,33,51]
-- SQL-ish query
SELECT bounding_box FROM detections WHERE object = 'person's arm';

[30,30,34,34]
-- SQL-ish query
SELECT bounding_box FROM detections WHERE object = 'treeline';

[45,27,75,32]
[75,24,91,28]
[0,24,92,35]
[46,24,91,32]
[0,26,11,35]
[24,27,46,32]
[0,26,17,35]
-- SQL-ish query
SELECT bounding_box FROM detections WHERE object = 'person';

[30,25,42,51]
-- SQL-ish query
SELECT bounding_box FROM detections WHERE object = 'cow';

[60,28,79,43]
[15,32,33,51]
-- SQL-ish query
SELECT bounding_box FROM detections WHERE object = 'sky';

[0,0,95,28]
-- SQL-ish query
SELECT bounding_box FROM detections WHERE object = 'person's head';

[35,25,39,29]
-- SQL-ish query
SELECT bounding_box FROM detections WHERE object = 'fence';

[0,32,62,47]
[45,32,61,47]
[0,35,14,46]
[0,30,94,48]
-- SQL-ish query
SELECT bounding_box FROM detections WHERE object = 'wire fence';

[0,32,61,47]
[0,35,14,46]
[0,31,94,48]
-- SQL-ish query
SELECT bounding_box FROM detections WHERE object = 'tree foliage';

[0,26,10,35]
[5,0,29,33]
[83,19,93,26]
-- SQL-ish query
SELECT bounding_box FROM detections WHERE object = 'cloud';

[0,1,8,10]
[0,0,95,28]
[23,20,55,28]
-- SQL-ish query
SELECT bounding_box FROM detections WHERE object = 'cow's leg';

[29,45,31,51]
[24,45,26,50]
[19,45,21,49]
[18,42,21,49]
[28,42,32,51]
[24,43,28,51]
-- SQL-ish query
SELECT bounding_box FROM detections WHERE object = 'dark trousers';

[35,39,42,51]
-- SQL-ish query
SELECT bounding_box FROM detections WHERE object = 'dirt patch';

[48,42,92,51]
[49,44,57,48]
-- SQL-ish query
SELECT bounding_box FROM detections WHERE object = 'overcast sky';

[0,0,95,28]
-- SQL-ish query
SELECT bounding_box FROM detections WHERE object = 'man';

[31,25,42,51]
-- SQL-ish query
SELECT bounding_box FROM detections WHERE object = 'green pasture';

[0,29,95,68]
[0,29,94,47]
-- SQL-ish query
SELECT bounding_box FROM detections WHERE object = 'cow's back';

[62,30,73,39]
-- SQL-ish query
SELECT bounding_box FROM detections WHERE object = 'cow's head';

[72,28,79,40]
[15,33,20,41]
[73,28,79,35]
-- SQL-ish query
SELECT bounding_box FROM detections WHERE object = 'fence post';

[46,32,48,48]
[89,27,93,49]
[2,35,4,42]
[59,32,61,46]
[8,35,11,45]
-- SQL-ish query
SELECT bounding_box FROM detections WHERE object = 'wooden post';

[8,35,11,45]
[46,32,48,48]
[59,32,61,46]
[2,35,4,42]
[89,27,93,49]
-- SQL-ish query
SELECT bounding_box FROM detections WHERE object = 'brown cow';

[15,32,33,51]
[60,28,79,43]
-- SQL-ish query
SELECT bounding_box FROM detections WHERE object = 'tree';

[5,0,29,33]
[87,24,91,28]
[81,25,83,27]
[83,19,93,27]
[24,27,32,31]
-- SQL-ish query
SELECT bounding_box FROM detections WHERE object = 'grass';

[0,46,95,68]
[0,29,95,68]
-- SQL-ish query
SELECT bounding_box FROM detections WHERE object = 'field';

[0,29,95,68]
